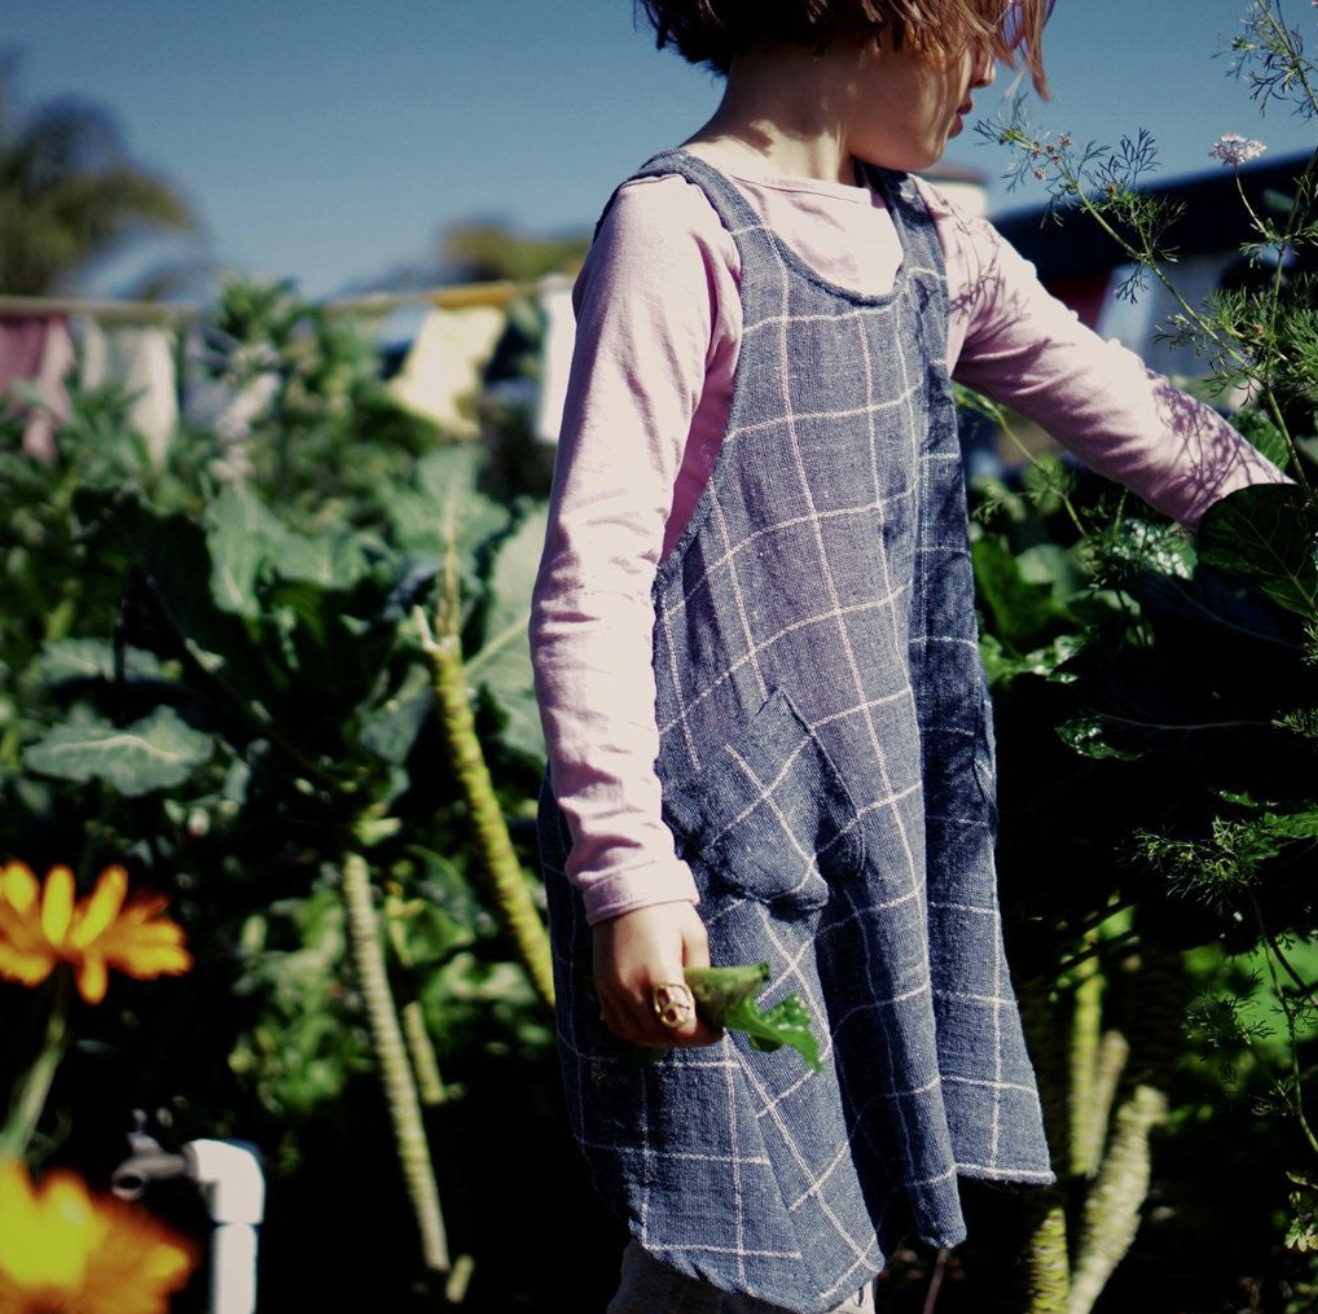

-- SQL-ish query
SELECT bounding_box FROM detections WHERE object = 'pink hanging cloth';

[0,314,75,459]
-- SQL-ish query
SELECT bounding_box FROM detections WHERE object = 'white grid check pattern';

[540,152,1051,1314]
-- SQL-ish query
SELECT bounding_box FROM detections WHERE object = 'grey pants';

[607,1242,876,1314]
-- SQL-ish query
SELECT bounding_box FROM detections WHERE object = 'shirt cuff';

[579,856,701,926]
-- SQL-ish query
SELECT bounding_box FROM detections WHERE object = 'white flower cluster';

[1208,134,1268,166]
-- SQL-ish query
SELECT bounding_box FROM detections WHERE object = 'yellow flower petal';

[110,917,185,943]
[100,900,191,983]
[0,1167,93,1289]
[76,953,108,1005]
[70,867,128,949]
[0,1162,195,1314]
[0,1161,37,1270]
[115,947,193,979]
[120,894,169,923]
[0,862,190,1002]
[0,941,57,987]
[40,867,75,947]
[0,898,44,954]
[1,863,39,915]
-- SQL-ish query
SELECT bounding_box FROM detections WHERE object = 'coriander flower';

[0,862,192,1004]
[1208,134,1267,166]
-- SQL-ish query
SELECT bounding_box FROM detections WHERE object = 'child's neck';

[682,43,857,187]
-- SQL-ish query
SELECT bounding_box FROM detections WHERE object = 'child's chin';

[893,145,946,173]
[857,143,943,173]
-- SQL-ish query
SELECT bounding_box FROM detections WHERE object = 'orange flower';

[0,863,192,1004]
[0,1159,195,1314]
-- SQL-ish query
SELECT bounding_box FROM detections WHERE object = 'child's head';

[637,0,1051,98]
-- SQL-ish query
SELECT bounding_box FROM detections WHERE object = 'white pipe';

[184,1139,265,1314]
[209,1224,258,1314]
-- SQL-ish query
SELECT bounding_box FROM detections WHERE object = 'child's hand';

[592,902,723,1048]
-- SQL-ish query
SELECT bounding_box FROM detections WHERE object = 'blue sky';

[9,0,1317,298]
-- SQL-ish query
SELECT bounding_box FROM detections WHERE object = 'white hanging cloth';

[80,320,178,465]
[535,275,576,444]
[389,304,506,438]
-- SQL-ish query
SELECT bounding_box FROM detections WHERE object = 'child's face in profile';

[845,33,996,172]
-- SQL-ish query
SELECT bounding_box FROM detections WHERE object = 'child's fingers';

[606,974,704,1048]
[680,912,712,971]
[592,903,723,1048]
[669,913,721,1045]
[602,983,721,1048]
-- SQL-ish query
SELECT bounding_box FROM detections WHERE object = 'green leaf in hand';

[685,963,822,1073]
[685,962,768,1016]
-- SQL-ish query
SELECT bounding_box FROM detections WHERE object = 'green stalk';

[1255,0,1318,120]
[424,621,554,1007]
[384,896,449,1107]
[340,852,453,1285]
[1016,975,1072,1313]
[1235,56,1318,493]
[1066,1083,1168,1314]
[1252,895,1318,1158]
[414,528,555,1009]
[0,971,70,1158]
[1070,186,1250,376]
[401,1000,448,1107]
[1068,944,1183,1314]
[1232,153,1312,490]
[1024,1193,1072,1314]
[959,389,1087,535]
[1087,1029,1130,1168]
[1068,945,1103,1178]
[1052,926,1141,980]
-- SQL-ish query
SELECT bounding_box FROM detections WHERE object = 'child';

[531,3,1282,1311]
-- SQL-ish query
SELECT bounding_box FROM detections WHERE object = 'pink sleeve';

[928,187,1285,528]
[530,177,738,925]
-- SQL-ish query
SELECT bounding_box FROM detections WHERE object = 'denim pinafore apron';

[539,151,1052,1314]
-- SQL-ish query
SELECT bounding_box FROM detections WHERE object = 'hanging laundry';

[389,304,505,438]
[0,315,74,459]
[535,275,576,443]
[80,320,178,465]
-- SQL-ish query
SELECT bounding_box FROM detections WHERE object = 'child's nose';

[970,46,996,88]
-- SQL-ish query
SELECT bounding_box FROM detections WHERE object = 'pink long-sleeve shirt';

[531,158,1281,926]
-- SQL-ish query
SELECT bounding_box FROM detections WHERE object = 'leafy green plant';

[0,277,565,1309]
[685,963,822,1071]
[965,8,1318,1307]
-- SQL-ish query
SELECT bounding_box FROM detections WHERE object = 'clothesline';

[0,274,566,323]
[325,277,556,317]
[0,294,198,323]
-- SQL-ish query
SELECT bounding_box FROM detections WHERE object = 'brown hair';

[635,0,1050,96]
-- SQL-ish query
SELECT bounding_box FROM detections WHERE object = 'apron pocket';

[663,688,865,913]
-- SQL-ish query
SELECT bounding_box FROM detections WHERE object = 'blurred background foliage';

[0,266,1314,1313]
[0,1,1317,1306]
[0,280,622,1312]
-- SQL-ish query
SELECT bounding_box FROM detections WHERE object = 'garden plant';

[0,3,1317,1310]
